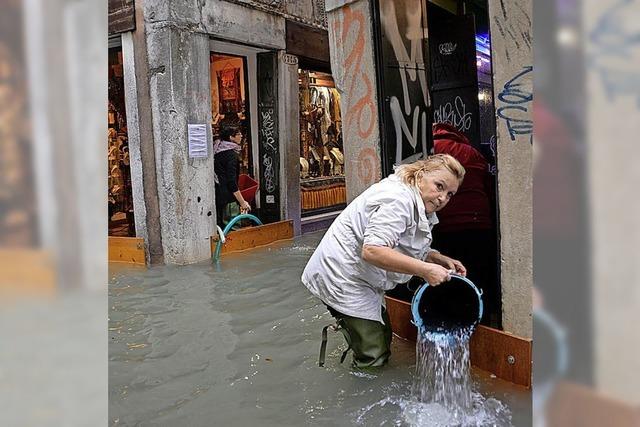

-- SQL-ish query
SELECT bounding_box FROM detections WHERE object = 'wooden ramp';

[211,220,294,255]
[108,236,146,265]
[385,295,532,388]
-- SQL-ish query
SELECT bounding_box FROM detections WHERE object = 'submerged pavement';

[109,231,531,426]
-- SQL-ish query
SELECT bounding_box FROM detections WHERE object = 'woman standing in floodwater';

[302,154,467,368]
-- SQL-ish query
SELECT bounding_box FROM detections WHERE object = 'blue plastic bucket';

[411,273,484,335]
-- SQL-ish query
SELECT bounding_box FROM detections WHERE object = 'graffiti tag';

[433,96,472,132]
[438,42,457,55]
[262,154,276,194]
[260,109,276,151]
[496,66,533,143]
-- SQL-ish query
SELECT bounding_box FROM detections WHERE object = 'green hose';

[213,213,263,262]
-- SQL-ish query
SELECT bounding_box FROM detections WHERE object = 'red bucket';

[238,174,258,203]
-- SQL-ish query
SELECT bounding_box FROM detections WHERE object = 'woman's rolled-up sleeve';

[363,197,412,248]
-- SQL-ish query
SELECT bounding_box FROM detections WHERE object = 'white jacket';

[301,174,439,323]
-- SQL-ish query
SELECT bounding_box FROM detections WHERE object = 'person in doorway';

[214,124,251,228]
[431,122,498,327]
[302,154,467,368]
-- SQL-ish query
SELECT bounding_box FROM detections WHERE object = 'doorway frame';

[209,39,269,208]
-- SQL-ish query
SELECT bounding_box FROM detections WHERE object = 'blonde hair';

[394,154,465,186]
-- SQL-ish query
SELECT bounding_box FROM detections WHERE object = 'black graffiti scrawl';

[429,14,482,150]
[257,52,280,223]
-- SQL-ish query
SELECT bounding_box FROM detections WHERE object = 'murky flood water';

[109,231,530,426]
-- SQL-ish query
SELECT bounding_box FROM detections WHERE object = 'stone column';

[121,32,149,249]
[278,52,302,235]
[326,0,382,201]
[145,24,216,264]
[488,0,533,337]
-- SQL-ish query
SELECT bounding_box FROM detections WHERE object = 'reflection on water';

[109,231,530,426]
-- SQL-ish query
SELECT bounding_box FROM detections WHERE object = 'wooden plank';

[0,249,56,296]
[211,220,294,255]
[386,296,417,342]
[108,236,146,265]
[547,381,640,427]
[286,20,330,64]
[384,295,532,388]
[469,325,532,388]
[108,0,136,35]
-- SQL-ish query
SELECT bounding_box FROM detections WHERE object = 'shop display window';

[108,46,135,237]
[299,70,346,216]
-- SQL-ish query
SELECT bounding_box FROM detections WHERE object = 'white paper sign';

[187,124,208,158]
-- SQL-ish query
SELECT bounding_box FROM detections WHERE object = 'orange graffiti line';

[340,6,375,139]
[357,147,378,185]
[343,6,365,75]
[343,7,365,105]
[332,18,341,46]
[350,75,376,138]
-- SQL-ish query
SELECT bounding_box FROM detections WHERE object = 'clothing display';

[108,45,135,237]
[298,69,346,215]
[108,126,133,231]
[432,123,493,231]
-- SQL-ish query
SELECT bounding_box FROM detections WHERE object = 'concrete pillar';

[129,0,165,264]
[145,24,216,264]
[278,52,302,236]
[488,0,533,337]
[326,0,383,201]
[121,32,148,246]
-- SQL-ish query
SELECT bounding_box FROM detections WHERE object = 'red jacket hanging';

[433,123,493,232]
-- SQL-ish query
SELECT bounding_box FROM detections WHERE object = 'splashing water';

[412,328,475,416]
[355,326,514,426]
[355,391,513,427]
[402,326,513,426]
[401,392,513,427]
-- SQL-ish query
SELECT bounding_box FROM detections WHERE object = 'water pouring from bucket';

[411,272,484,337]
[410,273,485,417]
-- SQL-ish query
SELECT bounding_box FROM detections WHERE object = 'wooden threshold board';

[469,324,532,388]
[108,236,146,265]
[211,220,294,255]
[385,295,532,388]
[0,249,56,296]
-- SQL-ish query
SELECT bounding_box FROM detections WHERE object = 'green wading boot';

[330,308,393,369]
